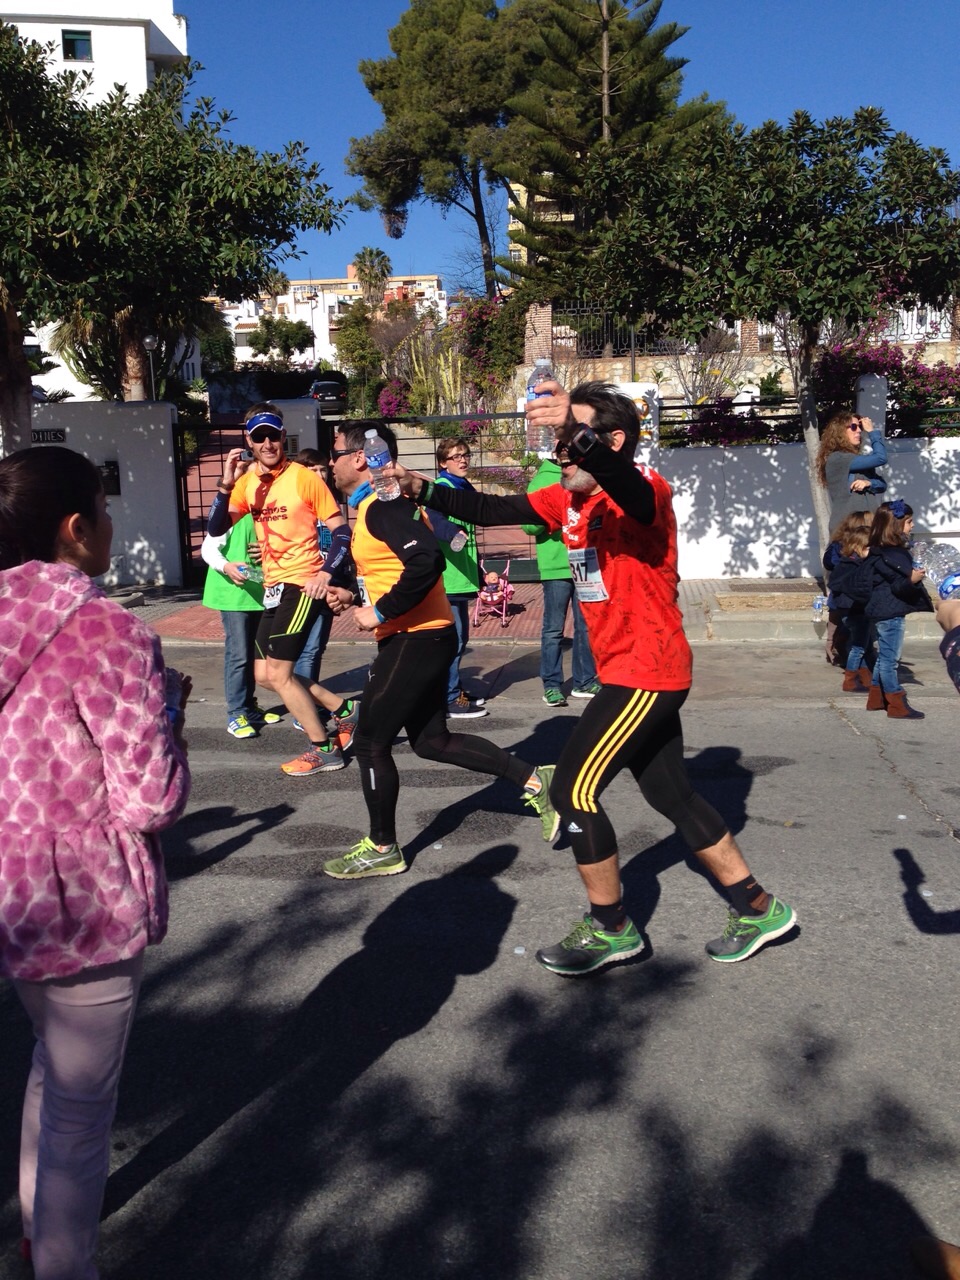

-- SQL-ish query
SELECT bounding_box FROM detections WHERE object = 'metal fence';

[551,303,740,360]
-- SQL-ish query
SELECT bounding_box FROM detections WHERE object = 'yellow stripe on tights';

[571,690,658,814]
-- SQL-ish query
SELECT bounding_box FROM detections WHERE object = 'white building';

[220,269,448,370]
[5,2,191,402]
[3,0,188,102]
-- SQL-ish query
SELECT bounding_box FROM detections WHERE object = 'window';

[62,29,93,61]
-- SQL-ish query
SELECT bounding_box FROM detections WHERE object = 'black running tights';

[550,684,728,865]
[353,626,531,844]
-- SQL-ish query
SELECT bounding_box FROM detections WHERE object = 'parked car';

[307,379,348,416]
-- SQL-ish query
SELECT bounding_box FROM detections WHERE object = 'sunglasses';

[330,445,362,460]
[248,427,285,444]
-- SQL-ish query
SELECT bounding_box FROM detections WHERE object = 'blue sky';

[183,0,960,289]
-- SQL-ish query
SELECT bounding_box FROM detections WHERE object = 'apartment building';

[221,269,448,369]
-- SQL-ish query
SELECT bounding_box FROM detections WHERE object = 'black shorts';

[255,584,326,663]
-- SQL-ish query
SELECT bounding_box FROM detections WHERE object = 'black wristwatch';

[565,425,600,462]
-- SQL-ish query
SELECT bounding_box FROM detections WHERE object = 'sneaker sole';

[707,909,798,963]
[569,690,596,699]
[536,936,646,976]
[323,861,407,879]
[228,730,258,739]
[449,710,489,718]
[543,811,560,842]
[542,697,567,707]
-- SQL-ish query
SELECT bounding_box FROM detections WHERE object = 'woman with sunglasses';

[816,411,888,524]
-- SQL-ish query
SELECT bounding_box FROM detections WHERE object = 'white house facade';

[2,0,188,102]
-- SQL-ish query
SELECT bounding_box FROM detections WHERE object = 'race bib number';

[263,583,283,610]
[569,547,608,602]
[356,575,371,607]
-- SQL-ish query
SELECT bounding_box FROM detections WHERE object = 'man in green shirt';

[522,456,599,708]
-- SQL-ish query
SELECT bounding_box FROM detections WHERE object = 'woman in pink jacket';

[0,447,190,1279]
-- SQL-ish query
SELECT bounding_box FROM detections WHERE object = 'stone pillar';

[951,299,960,342]
[524,302,553,364]
[740,318,760,355]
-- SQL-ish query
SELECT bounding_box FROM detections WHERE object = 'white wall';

[31,400,182,586]
[660,437,960,579]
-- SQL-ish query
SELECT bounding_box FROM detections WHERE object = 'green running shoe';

[536,913,645,976]
[524,764,559,841]
[542,687,567,708]
[705,896,797,963]
[323,837,407,880]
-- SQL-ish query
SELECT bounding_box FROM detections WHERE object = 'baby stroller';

[473,558,515,628]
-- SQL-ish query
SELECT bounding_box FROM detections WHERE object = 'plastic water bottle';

[364,429,400,500]
[237,563,264,584]
[449,529,468,553]
[811,594,826,621]
[526,358,555,451]
[919,542,960,599]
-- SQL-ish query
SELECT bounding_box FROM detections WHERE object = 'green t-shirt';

[521,459,571,581]
[201,513,265,612]
[436,475,480,596]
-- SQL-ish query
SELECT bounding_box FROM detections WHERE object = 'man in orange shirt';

[320,422,557,878]
[207,403,358,776]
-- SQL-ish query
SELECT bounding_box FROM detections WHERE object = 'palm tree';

[352,247,392,306]
[260,270,290,313]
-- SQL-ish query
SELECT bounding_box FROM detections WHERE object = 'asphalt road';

[1,636,957,1280]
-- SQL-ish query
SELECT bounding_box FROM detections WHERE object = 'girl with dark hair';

[864,499,933,718]
[0,447,190,1278]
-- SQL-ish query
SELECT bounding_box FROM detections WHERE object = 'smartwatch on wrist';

[565,425,600,463]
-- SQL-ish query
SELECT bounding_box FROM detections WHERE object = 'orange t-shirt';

[352,494,453,640]
[230,462,340,587]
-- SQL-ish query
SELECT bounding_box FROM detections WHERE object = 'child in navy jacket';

[864,500,933,719]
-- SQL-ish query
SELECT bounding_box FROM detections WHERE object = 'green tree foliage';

[451,293,526,404]
[575,108,960,542]
[346,0,542,299]
[0,25,342,448]
[197,305,236,376]
[333,300,383,413]
[503,0,720,296]
[248,315,315,366]
[352,246,393,304]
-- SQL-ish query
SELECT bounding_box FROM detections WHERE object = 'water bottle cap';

[365,429,377,438]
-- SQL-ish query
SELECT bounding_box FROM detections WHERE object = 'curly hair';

[816,411,859,487]
[829,510,873,558]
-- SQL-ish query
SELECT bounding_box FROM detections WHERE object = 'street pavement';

[1,627,958,1280]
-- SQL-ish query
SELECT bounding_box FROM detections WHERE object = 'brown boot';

[911,1236,960,1280]
[865,683,886,710]
[842,669,868,692]
[858,666,873,689]
[885,690,925,720]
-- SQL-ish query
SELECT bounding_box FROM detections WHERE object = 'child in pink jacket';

[0,446,190,1279]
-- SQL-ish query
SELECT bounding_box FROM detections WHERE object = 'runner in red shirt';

[396,381,796,976]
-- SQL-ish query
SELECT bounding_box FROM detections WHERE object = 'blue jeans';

[221,609,259,721]
[294,605,334,685]
[842,613,873,673]
[540,578,597,691]
[446,595,473,702]
[872,616,906,693]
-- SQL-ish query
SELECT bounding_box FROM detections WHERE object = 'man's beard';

[560,466,597,493]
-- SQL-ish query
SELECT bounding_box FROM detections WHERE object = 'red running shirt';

[527,468,692,690]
